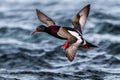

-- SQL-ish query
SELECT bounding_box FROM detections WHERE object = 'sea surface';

[0,0,120,80]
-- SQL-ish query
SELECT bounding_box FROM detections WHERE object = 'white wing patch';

[65,30,86,62]
[68,30,82,46]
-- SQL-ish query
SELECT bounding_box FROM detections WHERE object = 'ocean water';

[0,0,120,80]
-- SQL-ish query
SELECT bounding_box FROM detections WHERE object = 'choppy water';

[0,0,120,80]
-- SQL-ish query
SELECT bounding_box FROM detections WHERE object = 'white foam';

[0,21,34,30]
[87,34,120,43]
[1,0,40,3]
[0,38,39,49]
[0,38,23,45]
[0,38,57,51]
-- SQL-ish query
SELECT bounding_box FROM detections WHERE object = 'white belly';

[68,30,83,46]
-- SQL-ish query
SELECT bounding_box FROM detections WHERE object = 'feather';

[36,9,56,26]
[72,4,90,34]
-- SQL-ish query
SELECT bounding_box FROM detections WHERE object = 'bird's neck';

[44,27,50,33]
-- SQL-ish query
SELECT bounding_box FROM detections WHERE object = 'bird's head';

[32,25,46,35]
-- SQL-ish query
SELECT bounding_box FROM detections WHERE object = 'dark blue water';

[0,0,120,80]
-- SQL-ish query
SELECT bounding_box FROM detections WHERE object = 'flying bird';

[32,4,97,62]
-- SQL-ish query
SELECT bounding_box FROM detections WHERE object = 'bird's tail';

[81,41,98,49]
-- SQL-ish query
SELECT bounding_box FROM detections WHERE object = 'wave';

[0,66,120,80]
[87,34,120,43]
[0,0,120,80]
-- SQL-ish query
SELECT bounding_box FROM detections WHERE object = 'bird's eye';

[36,28,39,31]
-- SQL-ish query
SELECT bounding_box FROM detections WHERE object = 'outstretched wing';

[65,44,78,62]
[72,4,90,34]
[36,9,56,26]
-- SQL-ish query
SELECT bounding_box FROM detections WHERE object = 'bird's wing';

[72,4,90,34]
[36,9,56,26]
[65,44,78,62]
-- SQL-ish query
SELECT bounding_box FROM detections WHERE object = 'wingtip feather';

[86,4,90,8]
[36,9,39,14]
[36,9,38,11]
[65,45,78,62]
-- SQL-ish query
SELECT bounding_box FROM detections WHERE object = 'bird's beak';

[31,30,38,35]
